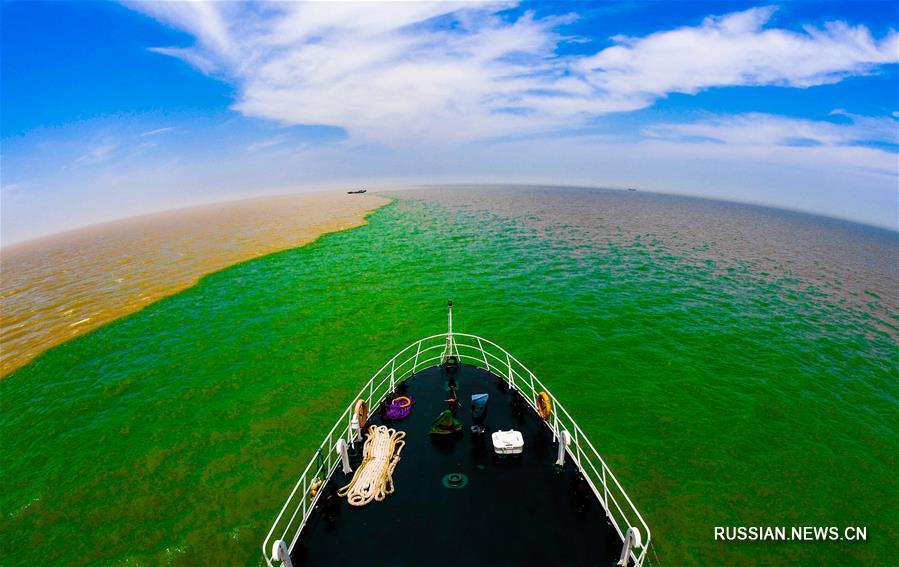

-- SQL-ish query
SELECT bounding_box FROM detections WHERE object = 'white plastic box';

[491,429,524,455]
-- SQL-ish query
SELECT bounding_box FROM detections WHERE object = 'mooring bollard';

[556,429,571,466]
[272,539,293,567]
[336,438,352,474]
[617,526,643,566]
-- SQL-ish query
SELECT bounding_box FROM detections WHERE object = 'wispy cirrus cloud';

[140,126,176,137]
[74,141,118,164]
[644,112,899,149]
[127,2,898,142]
[0,181,27,199]
[246,135,289,153]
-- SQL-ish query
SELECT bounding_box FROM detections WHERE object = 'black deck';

[292,364,623,566]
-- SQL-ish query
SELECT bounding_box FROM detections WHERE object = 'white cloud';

[5,3,898,243]
[644,112,899,149]
[828,109,899,145]
[128,2,898,141]
[579,6,898,102]
[129,0,237,58]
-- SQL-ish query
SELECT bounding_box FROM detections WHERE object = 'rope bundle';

[337,425,406,506]
[385,396,414,420]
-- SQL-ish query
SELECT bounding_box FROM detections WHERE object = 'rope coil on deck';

[385,396,414,420]
[337,425,406,506]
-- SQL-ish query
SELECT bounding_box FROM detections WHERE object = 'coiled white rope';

[338,425,406,506]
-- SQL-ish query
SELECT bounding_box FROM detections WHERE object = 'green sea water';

[2,189,897,565]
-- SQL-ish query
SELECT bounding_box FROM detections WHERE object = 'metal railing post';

[603,467,608,509]
[553,413,559,443]
[476,337,489,370]
[573,427,581,468]
[529,372,536,404]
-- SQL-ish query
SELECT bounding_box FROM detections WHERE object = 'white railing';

[262,332,651,567]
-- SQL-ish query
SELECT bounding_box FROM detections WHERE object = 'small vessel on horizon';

[262,302,654,566]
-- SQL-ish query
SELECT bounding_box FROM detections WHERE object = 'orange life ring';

[353,399,368,428]
[394,396,412,409]
[536,391,552,421]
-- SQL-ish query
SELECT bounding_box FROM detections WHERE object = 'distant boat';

[627,188,637,192]
[347,189,367,194]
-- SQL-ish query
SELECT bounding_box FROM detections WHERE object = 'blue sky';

[2,1,897,243]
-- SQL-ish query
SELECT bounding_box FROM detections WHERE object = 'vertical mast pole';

[444,300,454,363]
